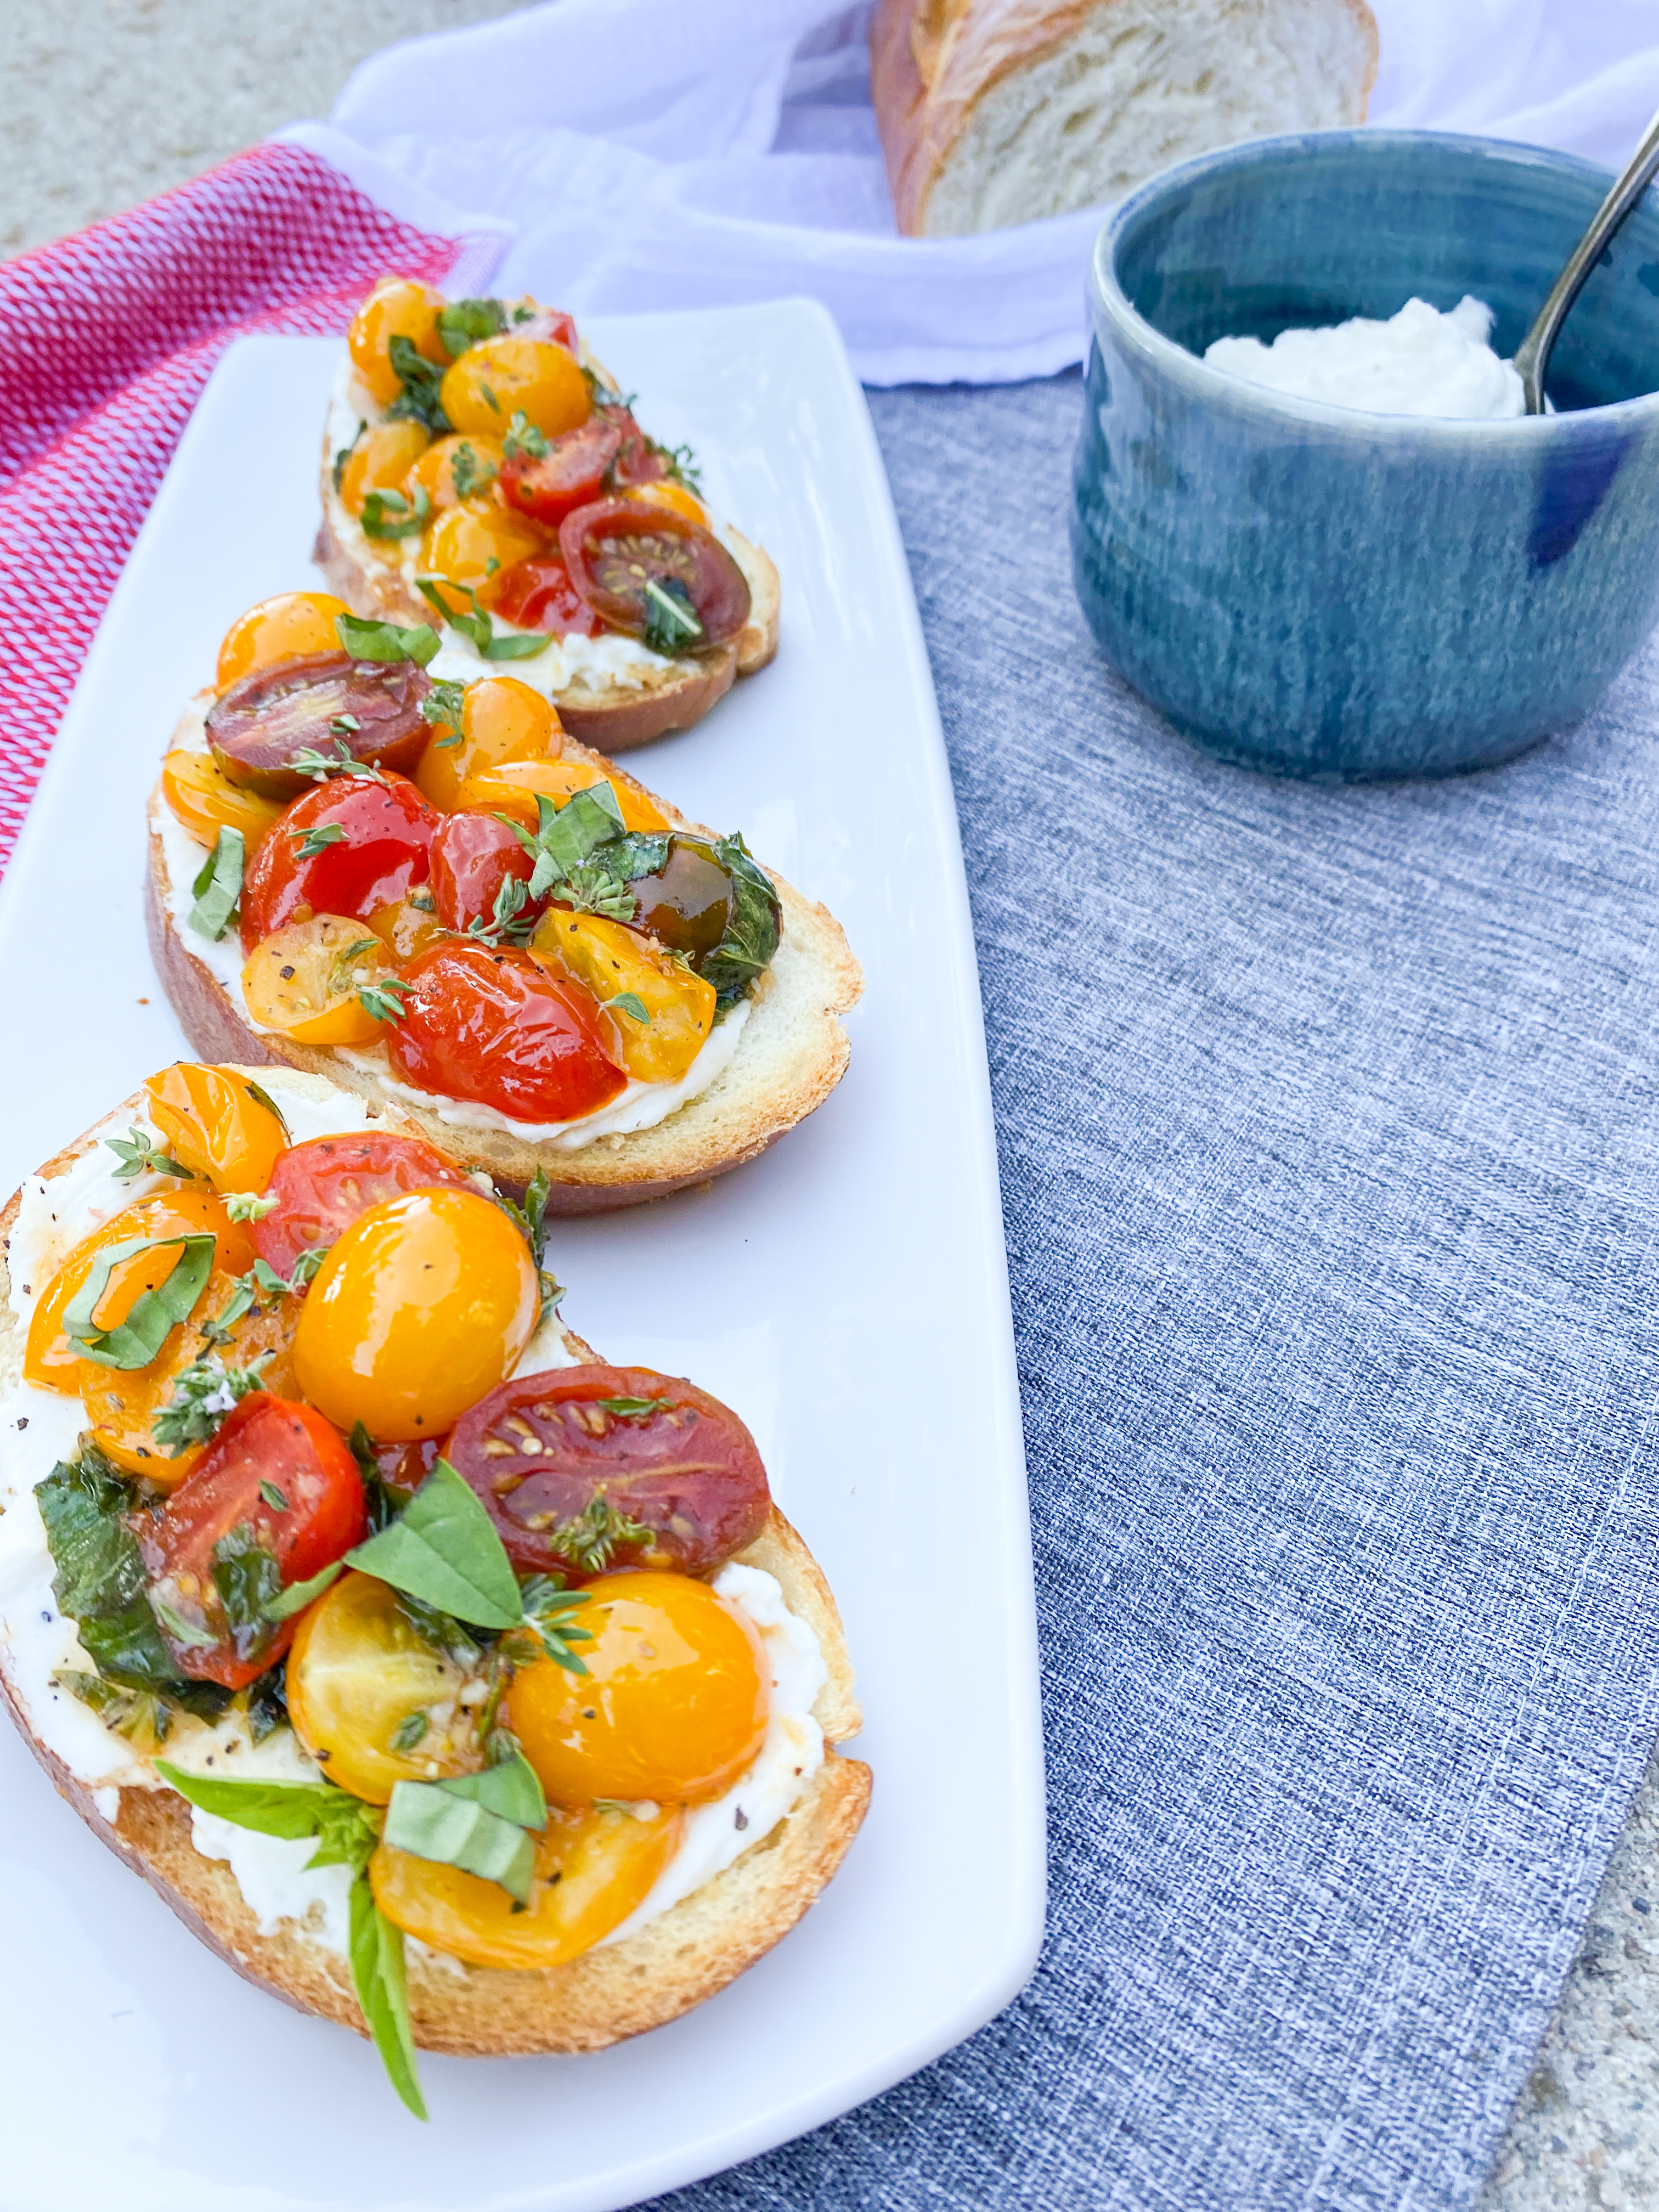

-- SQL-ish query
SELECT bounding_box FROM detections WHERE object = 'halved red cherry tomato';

[606,408,666,489]
[515,305,579,353]
[560,500,750,648]
[499,415,623,528]
[488,556,604,638]
[429,810,541,934]
[239,774,438,951]
[252,1131,476,1279]
[207,653,433,799]
[446,1365,771,1578]
[386,941,625,1125]
[138,1392,368,1690]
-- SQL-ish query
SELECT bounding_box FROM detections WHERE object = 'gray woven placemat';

[653,371,1659,2212]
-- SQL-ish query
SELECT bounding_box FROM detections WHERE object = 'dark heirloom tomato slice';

[606,408,666,489]
[499,415,623,528]
[387,941,625,1125]
[628,837,736,958]
[239,774,438,950]
[446,1365,771,1578]
[139,1393,368,1689]
[252,1131,476,1278]
[429,810,543,933]
[559,500,751,648]
[490,556,605,638]
[207,652,433,800]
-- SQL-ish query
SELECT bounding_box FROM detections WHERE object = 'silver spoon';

[1514,103,1659,414]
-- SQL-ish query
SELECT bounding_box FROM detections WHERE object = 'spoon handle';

[1514,103,1659,414]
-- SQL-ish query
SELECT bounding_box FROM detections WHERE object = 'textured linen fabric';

[644,377,1659,2210]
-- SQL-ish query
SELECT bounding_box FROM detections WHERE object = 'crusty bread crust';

[148,705,862,1212]
[870,0,1380,236]
[314,465,781,758]
[0,1096,868,2056]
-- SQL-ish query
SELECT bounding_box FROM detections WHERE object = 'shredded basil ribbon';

[414,575,550,662]
[61,1233,215,1370]
[334,611,441,667]
[188,827,244,941]
[343,1457,523,1628]
[383,1751,547,1905]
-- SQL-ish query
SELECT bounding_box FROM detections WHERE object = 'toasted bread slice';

[146,706,862,1213]
[0,1085,869,2056]
[315,444,781,758]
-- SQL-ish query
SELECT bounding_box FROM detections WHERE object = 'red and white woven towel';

[0,142,487,875]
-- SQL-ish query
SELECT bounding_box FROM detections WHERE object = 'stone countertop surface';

[3,5,1655,2203]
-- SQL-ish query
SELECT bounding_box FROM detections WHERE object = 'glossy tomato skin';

[207,653,433,799]
[489,557,604,638]
[239,774,438,950]
[499,415,622,528]
[252,1132,476,1278]
[515,306,579,353]
[560,500,751,647]
[140,1393,368,1689]
[606,409,666,489]
[429,810,541,933]
[446,1364,771,1578]
[386,941,626,1125]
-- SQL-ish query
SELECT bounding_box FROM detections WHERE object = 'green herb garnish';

[151,1352,271,1454]
[516,1576,596,1671]
[466,874,535,949]
[259,1557,345,1622]
[105,1126,191,1181]
[606,991,650,1024]
[332,420,365,493]
[384,334,449,438]
[502,409,549,462]
[422,679,465,730]
[189,826,244,941]
[62,1233,215,1372]
[414,576,549,662]
[225,1190,278,1222]
[344,1458,523,1630]
[211,1521,284,1666]
[449,440,494,499]
[699,832,782,1007]
[382,1751,545,1903]
[360,484,432,541]
[291,821,347,859]
[641,576,703,656]
[435,297,507,359]
[357,977,410,1025]
[334,611,441,667]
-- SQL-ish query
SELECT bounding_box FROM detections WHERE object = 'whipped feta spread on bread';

[0,1073,825,1959]
[150,709,751,1151]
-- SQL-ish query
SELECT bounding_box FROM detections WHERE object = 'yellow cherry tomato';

[81,1271,299,1489]
[365,896,446,964]
[371,1799,685,1967]
[144,1064,287,1198]
[420,499,548,611]
[439,336,590,442]
[347,278,449,408]
[292,1188,537,1441]
[161,750,285,853]
[456,756,670,836]
[215,592,350,692]
[408,433,505,514]
[531,909,715,1084]
[627,480,708,526]
[414,674,557,811]
[340,419,431,516]
[507,1570,769,1806]
[287,1570,484,1803]
[24,1191,255,1394]
[240,915,403,1047]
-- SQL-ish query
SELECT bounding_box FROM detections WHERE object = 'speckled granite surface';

[4,8,1655,2200]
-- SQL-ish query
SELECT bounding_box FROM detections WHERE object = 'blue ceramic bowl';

[1070,130,1659,781]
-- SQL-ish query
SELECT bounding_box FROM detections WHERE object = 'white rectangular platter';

[0,304,1043,2212]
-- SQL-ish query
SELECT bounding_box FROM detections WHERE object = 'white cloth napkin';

[283,0,1659,384]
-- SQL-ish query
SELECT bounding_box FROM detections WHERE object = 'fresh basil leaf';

[698,832,782,1008]
[394,1591,486,1672]
[383,334,449,438]
[37,1449,145,1621]
[105,1127,191,1181]
[307,1791,382,1878]
[62,1233,215,1371]
[188,827,244,941]
[245,1661,289,1745]
[609,830,672,883]
[641,576,703,657]
[154,1760,336,1836]
[518,783,625,901]
[436,297,506,359]
[590,1396,669,1420]
[361,484,432,541]
[332,419,365,492]
[54,1669,173,1746]
[345,1458,522,1630]
[435,1747,545,1829]
[259,1557,345,1622]
[383,1780,537,1903]
[334,612,441,667]
[151,1594,217,1650]
[211,1522,282,1666]
[414,575,549,662]
[349,1876,427,2120]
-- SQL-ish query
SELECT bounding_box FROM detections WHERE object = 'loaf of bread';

[870,0,1379,238]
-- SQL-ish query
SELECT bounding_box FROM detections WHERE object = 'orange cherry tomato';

[371,1799,685,1967]
[627,480,708,526]
[414,674,557,812]
[408,433,505,514]
[215,593,350,693]
[287,1570,484,1803]
[340,420,431,517]
[347,278,449,408]
[24,1191,255,1395]
[507,1570,769,1806]
[365,895,446,964]
[531,910,715,1084]
[420,499,548,612]
[292,1187,538,1441]
[240,915,404,1047]
[439,336,590,442]
[81,1271,300,1490]
[455,757,670,836]
[144,1064,287,1198]
[160,750,284,854]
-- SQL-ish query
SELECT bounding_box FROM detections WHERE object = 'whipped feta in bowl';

[1204,295,1525,421]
